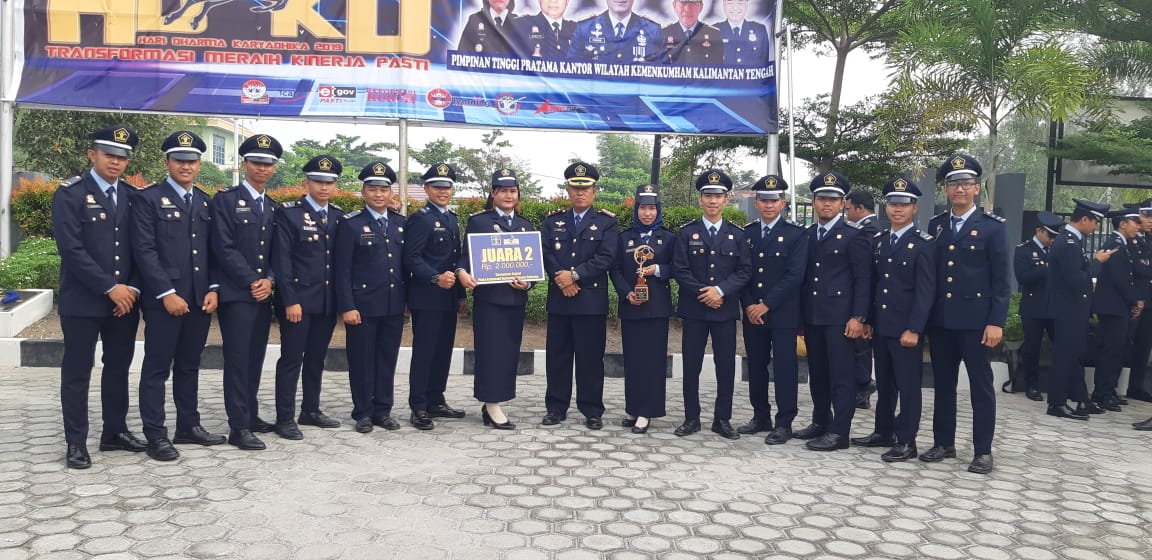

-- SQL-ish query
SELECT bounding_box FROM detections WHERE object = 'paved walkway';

[1,367,1151,560]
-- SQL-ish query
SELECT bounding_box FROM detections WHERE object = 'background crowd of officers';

[54,125,1152,477]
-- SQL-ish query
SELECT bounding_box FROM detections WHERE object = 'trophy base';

[634,286,649,303]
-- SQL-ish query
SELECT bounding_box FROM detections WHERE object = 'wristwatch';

[852,316,867,324]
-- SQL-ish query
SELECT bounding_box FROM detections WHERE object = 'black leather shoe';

[736,417,772,435]
[250,417,275,433]
[805,433,849,451]
[146,438,179,461]
[1126,389,1152,403]
[1097,399,1122,413]
[1048,404,1089,420]
[968,454,994,474]
[711,419,740,440]
[850,432,897,448]
[620,416,636,428]
[428,404,466,419]
[481,407,515,430]
[298,411,341,428]
[410,411,435,431]
[631,419,649,434]
[793,423,826,440]
[1113,395,1129,406]
[541,413,566,426]
[98,432,147,452]
[173,426,226,446]
[227,429,266,450]
[354,418,374,433]
[1134,417,1152,430]
[274,420,304,440]
[372,416,401,430]
[918,446,957,462]
[585,417,603,430]
[674,419,701,437]
[66,443,91,469]
[881,443,918,462]
[764,426,792,445]
[1025,386,1043,401]
[1076,401,1105,415]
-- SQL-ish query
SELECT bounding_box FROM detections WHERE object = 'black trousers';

[409,308,458,412]
[873,335,923,445]
[545,314,607,418]
[742,322,798,429]
[1048,315,1089,407]
[346,315,403,420]
[217,301,271,431]
[1018,318,1055,389]
[681,319,736,421]
[1127,309,1152,394]
[853,337,873,390]
[621,317,668,419]
[927,327,997,455]
[274,309,337,422]
[473,301,525,403]
[803,324,857,437]
[59,311,139,444]
[1093,313,1130,399]
[139,306,211,441]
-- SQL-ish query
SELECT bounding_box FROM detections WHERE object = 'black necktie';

[107,185,117,211]
[641,232,651,244]
[183,192,192,208]
[951,216,962,234]
[504,215,513,228]
[733,26,741,37]
[318,208,328,230]
[495,15,502,26]
[1043,246,1049,256]
[574,213,582,227]
[553,21,561,41]
[616,22,625,40]
[378,216,387,232]
[891,233,898,247]
[817,226,827,241]
[254,196,264,216]
[709,225,718,240]
[762,226,770,240]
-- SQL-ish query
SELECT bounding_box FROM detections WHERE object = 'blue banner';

[467,231,546,285]
[15,0,779,135]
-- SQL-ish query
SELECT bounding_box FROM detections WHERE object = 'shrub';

[11,178,56,238]
[1003,293,1022,342]
[0,237,61,292]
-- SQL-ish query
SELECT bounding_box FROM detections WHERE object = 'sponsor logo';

[241,79,269,104]
[366,88,418,104]
[495,93,523,115]
[426,88,452,109]
[318,85,357,99]
[534,99,587,114]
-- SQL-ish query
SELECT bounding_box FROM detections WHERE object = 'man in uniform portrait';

[715,0,769,66]
[657,0,723,65]
[458,0,520,55]
[514,0,576,57]
[569,0,661,61]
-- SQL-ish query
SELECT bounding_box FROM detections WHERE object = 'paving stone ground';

[2,366,1152,559]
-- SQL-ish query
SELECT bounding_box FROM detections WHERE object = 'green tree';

[195,162,233,188]
[593,134,651,198]
[1050,113,1152,178]
[409,131,542,199]
[272,135,396,190]
[1062,1,1152,91]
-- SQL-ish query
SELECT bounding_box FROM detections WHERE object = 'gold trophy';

[633,245,655,303]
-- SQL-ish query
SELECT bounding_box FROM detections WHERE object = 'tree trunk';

[983,112,999,213]
[819,42,850,173]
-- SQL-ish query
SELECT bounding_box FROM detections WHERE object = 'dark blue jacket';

[656,22,724,65]
[568,11,661,61]
[513,12,576,58]
[927,210,1010,329]
[461,209,536,308]
[740,219,807,329]
[673,219,752,322]
[334,208,406,317]
[208,185,276,304]
[715,20,769,66]
[1093,233,1141,317]
[871,228,936,338]
[1047,228,1093,321]
[1131,234,1152,299]
[51,173,136,318]
[801,217,872,326]
[457,9,518,55]
[542,207,619,316]
[403,203,465,311]
[130,181,213,309]
[272,198,341,316]
[1013,239,1051,319]
[610,227,675,320]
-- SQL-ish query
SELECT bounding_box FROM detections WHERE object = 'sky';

[243,47,887,197]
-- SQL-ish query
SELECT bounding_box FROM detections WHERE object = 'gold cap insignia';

[708,172,721,185]
[318,158,332,171]
[501,168,511,176]
[765,177,777,188]
[257,135,272,149]
[575,164,587,176]
[437,163,450,176]
[373,163,386,175]
[951,156,966,170]
[644,185,654,193]
[823,174,837,186]
[894,179,907,191]
[177,132,193,147]
[113,128,129,143]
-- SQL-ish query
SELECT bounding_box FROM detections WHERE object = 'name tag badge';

[236,207,252,213]
[303,226,318,232]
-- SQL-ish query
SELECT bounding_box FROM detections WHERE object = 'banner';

[15,1,778,135]
[468,231,546,284]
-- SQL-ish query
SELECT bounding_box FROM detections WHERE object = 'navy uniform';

[672,170,752,439]
[716,19,769,66]
[132,131,225,461]
[514,10,576,57]
[1126,200,1152,402]
[457,3,518,55]
[797,172,873,451]
[1011,212,1063,400]
[924,155,1009,474]
[1091,209,1143,410]
[737,175,807,444]
[568,9,662,61]
[403,163,468,430]
[210,134,282,450]
[610,185,676,432]
[852,210,881,408]
[270,155,345,440]
[336,162,407,433]
[855,178,935,462]
[52,125,146,468]
[542,162,619,428]
[657,20,724,65]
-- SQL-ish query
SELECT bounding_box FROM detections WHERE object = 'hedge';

[0,237,61,292]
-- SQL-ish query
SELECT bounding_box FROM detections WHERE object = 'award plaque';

[633,245,655,302]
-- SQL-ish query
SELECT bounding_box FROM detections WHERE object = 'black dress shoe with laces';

[918,446,957,462]
[541,412,566,425]
[66,443,91,469]
[428,404,466,419]
[850,432,896,448]
[1076,401,1105,415]
[736,417,772,435]
[585,417,603,430]
[1133,416,1152,430]
[1025,386,1043,401]
[274,420,304,440]
[674,419,701,437]
[1112,394,1129,406]
[98,432,147,452]
[173,426,226,446]
[793,423,826,440]
[146,438,180,461]
[711,419,740,440]
[298,411,341,428]
[881,443,918,462]
[1047,404,1088,420]
[410,411,435,431]
[250,417,275,433]
[764,426,792,445]
[1097,399,1122,412]
[805,433,849,451]
[372,416,401,430]
[227,429,266,450]
[968,454,994,474]
[354,417,374,433]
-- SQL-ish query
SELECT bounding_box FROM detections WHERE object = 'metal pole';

[398,118,409,214]
[1,0,18,258]
[649,134,662,186]
[785,21,797,219]
[231,118,241,185]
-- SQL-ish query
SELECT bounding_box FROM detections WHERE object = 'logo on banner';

[318,85,357,103]
[240,79,269,104]
[534,100,587,114]
[495,94,522,115]
[427,88,453,109]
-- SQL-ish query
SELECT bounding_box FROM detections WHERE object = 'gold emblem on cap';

[823,173,837,186]
[766,177,777,188]
[575,164,587,176]
[373,162,386,175]
[501,168,511,176]
[318,158,332,171]
[437,163,450,176]
[894,179,907,191]
[177,132,193,147]
[951,156,966,170]
[257,135,272,149]
[113,128,129,143]
[644,185,654,193]
[708,172,721,185]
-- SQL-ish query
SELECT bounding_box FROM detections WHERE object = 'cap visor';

[363,178,393,187]
[491,179,518,188]
[755,192,783,200]
[244,155,279,164]
[885,194,917,204]
[945,170,978,181]
[699,186,728,194]
[167,152,201,161]
[306,172,339,182]
[93,142,131,157]
[567,179,596,188]
[811,187,845,197]
[425,179,455,188]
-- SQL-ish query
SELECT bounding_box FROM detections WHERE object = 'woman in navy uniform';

[610,185,675,434]
[335,162,408,434]
[1010,212,1063,400]
[53,125,145,468]
[456,169,535,429]
[270,155,345,440]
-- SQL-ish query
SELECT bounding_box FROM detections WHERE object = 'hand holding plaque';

[633,245,655,303]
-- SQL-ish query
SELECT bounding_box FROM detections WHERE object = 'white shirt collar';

[819,214,842,230]
[489,8,508,22]
[573,208,590,220]
[304,195,327,213]
[241,181,264,201]
[1065,223,1082,240]
[496,209,514,220]
[166,178,192,199]
[891,223,914,240]
[366,206,387,221]
[89,169,115,193]
[702,216,724,231]
[950,205,977,224]
[609,13,633,31]
[1033,236,1047,250]
[762,216,782,231]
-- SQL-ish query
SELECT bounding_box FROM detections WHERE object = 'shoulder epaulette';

[919,231,935,241]
[727,222,744,231]
[280,200,299,208]
[329,203,343,213]
[1017,241,1030,248]
[985,212,1006,223]
[931,210,948,221]
[744,221,759,229]
[194,186,212,197]
[598,208,616,218]
[217,186,236,193]
[448,208,458,215]
[419,206,431,214]
[874,230,886,238]
[470,209,490,217]
[546,208,566,217]
[786,220,803,228]
[388,209,404,218]
[59,176,82,188]
[845,221,863,230]
[1066,237,1077,244]
[343,210,361,219]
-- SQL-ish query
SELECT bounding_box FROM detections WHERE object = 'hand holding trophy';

[633,245,656,303]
